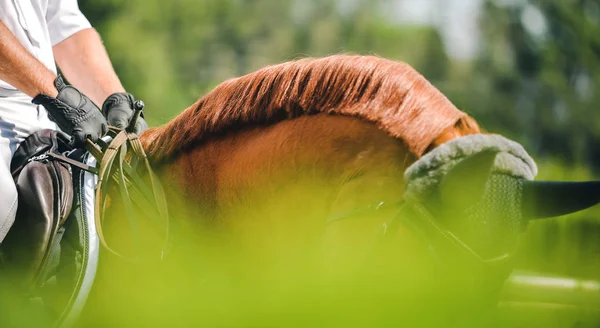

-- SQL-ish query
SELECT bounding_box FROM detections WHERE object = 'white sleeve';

[46,0,92,46]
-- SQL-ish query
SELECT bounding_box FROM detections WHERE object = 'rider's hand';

[32,75,108,147]
[102,92,148,134]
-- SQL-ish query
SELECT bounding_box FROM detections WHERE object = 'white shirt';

[0,0,91,91]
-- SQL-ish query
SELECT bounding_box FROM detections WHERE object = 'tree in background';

[472,0,600,169]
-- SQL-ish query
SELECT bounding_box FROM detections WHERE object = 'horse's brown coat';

[136,54,481,247]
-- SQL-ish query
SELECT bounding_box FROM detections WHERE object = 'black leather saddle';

[2,129,75,289]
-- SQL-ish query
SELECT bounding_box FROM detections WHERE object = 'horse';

[32,55,600,326]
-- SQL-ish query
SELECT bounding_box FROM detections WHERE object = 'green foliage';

[463,0,600,168]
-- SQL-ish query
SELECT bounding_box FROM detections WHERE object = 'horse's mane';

[143,55,475,163]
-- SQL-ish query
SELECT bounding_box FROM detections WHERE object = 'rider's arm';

[52,28,125,107]
[48,0,147,134]
[0,20,58,98]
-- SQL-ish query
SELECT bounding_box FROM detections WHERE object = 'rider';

[0,0,147,243]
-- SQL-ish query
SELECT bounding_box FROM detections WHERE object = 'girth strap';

[86,127,169,261]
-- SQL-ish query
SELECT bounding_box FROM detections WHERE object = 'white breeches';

[0,90,56,242]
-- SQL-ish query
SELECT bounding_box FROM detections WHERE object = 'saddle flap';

[2,130,74,288]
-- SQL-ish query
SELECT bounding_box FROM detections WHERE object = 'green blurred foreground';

[2,175,598,327]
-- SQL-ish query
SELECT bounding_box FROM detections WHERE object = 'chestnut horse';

[74,55,595,327]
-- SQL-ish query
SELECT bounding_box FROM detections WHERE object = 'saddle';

[3,129,80,288]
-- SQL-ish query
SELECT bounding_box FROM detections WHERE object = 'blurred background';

[79,0,599,323]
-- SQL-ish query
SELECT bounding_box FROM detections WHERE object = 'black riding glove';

[32,76,108,147]
[102,92,148,134]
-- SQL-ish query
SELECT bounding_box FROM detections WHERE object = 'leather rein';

[82,103,170,262]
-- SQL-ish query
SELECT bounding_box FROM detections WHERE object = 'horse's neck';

[143,115,406,222]
[140,113,479,235]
